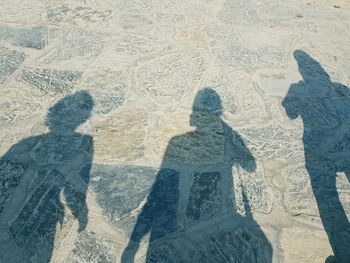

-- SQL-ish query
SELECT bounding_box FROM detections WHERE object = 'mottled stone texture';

[186,172,222,221]
[0,26,59,50]
[0,47,26,83]
[21,67,81,96]
[88,164,157,223]
[0,160,28,214]
[1,0,350,262]
[66,231,116,263]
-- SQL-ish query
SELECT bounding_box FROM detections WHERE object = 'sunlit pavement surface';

[0,0,350,262]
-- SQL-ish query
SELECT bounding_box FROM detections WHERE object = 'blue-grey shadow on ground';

[121,88,272,263]
[0,91,94,262]
[282,50,350,263]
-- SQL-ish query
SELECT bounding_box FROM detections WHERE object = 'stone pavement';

[0,0,350,262]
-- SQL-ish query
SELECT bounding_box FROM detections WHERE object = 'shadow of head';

[46,91,94,132]
[293,50,330,82]
[190,87,222,128]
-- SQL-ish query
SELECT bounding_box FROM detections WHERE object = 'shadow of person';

[121,88,272,263]
[0,91,94,262]
[282,50,350,263]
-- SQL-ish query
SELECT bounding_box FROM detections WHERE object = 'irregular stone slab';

[233,161,273,214]
[90,109,149,162]
[0,87,45,156]
[80,68,128,114]
[0,0,46,24]
[87,164,157,224]
[115,33,173,56]
[40,29,107,63]
[217,0,263,26]
[21,67,81,96]
[118,14,154,31]
[225,71,269,121]
[0,47,26,84]
[192,226,272,263]
[155,13,185,25]
[116,0,153,13]
[115,34,153,56]
[217,46,286,69]
[0,26,59,50]
[0,86,44,127]
[66,231,116,263]
[204,23,240,48]
[135,52,206,105]
[280,227,333,263]
[45,4,113,24]
[158,0,185,14]
[239,126,303,161]
[186,172,222,221]
[44,5,71,24]
[0,160,29,214]
[258,72,301,98]
[282,165,319,217]
[174,26,210,50]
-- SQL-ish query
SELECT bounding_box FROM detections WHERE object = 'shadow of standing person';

[282,50,350,263]
[121,88,272,263]
[0,91,94,262]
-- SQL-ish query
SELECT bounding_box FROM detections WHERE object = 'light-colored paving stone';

[0,0,350,262]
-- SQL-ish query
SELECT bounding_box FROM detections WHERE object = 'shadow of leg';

[121,242,139,263]
[308,165,350,263]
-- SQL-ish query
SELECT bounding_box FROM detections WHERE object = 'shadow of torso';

[0,131,92,263]
[123,113,272,263]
